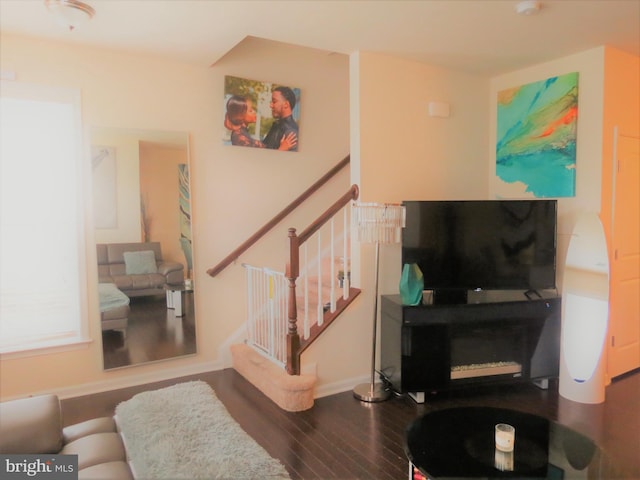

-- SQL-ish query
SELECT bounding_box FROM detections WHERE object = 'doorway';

[608,132,640,378]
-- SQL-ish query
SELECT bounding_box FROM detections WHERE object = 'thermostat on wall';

[428,101,450,118]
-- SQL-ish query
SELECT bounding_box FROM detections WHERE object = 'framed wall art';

[223,75,300,152]
[496,72,579,198]
[91,145,117,229]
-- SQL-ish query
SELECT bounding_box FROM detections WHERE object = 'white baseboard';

[52,360,223,400]
[314,374,369,399]
[9,361,369,404]
[56,369,366,403]
[43,324,368,403]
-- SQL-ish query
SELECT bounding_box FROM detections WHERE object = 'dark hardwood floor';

[102,292,196,369]
[61,367,640,479]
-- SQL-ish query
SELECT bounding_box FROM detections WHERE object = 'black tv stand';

[524,289,543,300]
[432,288,468,305]
[380,290,561,402]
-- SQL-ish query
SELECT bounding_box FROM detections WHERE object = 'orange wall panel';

[600,47,640,240]
[139,141,188,269]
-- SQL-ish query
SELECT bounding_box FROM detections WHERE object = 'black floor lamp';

[352,201,406,403]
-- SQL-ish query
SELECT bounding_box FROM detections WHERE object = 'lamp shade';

[351,201,405,403]
[352,202,405,244]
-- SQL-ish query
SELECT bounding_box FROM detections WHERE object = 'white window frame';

[0,80,92,358]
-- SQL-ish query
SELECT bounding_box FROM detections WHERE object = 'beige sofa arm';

[0,394,63,454]
[158,261,184,285]
[63,417,117,444]
[158,261,183,275]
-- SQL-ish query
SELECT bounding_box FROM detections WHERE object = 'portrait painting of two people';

[223,75,300,152]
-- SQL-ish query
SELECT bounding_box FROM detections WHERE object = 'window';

[0,81,89,354]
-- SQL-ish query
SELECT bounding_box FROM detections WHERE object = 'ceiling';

[1,0,639,75]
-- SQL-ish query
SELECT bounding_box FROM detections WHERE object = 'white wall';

[333,48,607,393]
[90,129,143,244]
[301,52,490,395]
[355,52,490,203]
[354,50,489,305]
[0,33,351,399]
[490,47,606,290]
[205,38,351,351]
[0,31,611,399]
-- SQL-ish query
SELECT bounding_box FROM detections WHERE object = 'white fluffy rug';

[115,381,291,479]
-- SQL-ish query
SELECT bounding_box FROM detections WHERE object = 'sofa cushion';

[60,432,127,470]
[104,242,163,265]
[123,250,158,275]
[96,242,184,297]
[63,417,117,444]
[110,273,166,291]
[79,461,134,480]
[0,394,63,454]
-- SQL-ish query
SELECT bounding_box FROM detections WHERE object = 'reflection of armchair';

[180,237,193,279]
[99,283,130,335]
[97,242,184,297]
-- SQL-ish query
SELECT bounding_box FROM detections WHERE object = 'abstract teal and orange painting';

[496,72,578,198]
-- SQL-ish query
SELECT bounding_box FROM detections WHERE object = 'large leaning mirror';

[90,127,196,370]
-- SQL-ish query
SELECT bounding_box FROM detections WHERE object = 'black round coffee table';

[405,406,618,479]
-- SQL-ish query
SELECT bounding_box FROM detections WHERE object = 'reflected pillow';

[123,250,158,275]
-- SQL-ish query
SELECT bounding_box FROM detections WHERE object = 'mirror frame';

[90,127,196,370]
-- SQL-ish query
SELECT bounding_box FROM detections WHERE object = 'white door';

[608,132,640,378]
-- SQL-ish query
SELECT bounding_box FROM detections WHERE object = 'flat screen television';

[402,200,557,304]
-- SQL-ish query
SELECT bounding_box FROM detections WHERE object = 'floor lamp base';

[353,382,391,402]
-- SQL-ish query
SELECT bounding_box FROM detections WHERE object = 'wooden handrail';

[285,183,360,375]
[207,155,350,277]
[297,184,360,245]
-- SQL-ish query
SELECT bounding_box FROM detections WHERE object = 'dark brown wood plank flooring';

[102,292,196,369]
[61,368,640,479]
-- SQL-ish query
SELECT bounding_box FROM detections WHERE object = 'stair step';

[231,343,316,412]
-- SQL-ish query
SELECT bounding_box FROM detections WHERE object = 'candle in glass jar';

[495,423,515,452]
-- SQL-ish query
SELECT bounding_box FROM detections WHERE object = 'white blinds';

[0,82,86,353]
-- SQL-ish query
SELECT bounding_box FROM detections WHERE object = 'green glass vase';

[399,263,424,306]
